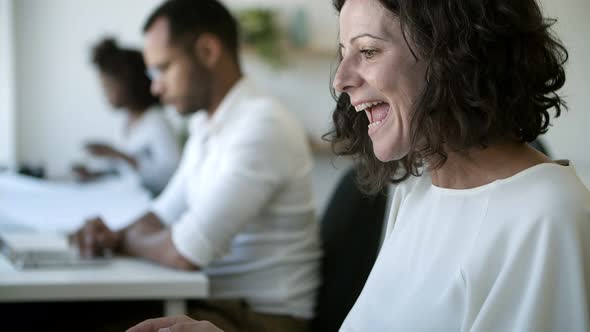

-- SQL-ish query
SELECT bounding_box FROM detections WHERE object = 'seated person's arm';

[119,212,199,270]
[69,213,199,270]
[86,142,139,169]
[71,164,112,182]
[162,114,297,269]
[70,161,197,270]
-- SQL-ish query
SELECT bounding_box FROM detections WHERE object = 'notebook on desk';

[0,232,111,269]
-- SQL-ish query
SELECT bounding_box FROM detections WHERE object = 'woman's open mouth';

[354,101,390,134]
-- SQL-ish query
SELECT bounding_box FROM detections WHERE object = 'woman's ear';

[193,33,222,69]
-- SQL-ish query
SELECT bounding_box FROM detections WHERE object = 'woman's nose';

[332,57,359,93]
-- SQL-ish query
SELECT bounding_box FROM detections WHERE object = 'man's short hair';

[143,0,239,61]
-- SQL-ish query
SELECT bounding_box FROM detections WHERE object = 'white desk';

[0,256,208,316]
[0,174,209,316]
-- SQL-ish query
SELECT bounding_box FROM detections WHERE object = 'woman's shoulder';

[383,173,431,237]
[478,161,590,243]
[502,161,590,217]
[389,172,429,199]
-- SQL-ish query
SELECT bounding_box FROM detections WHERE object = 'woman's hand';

[71,164,102,182]
[85,142,121,158]
[127,315,224,332]
[85,142,138,168]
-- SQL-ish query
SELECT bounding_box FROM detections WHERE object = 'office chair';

[312,167,389,332]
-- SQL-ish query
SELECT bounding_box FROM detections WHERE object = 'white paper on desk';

[0,174,152,232]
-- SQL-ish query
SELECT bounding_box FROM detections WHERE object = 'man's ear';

[193,33,222,69]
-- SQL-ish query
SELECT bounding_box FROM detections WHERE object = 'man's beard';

[178,61,213,115]
[176,93,210,115]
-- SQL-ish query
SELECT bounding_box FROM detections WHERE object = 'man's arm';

[165,113,298,267]
[117,212,200,270]
[71,212,199,270]
[71,142,195,270]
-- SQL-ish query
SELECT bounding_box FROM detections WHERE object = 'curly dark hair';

[91,38,160,111]
[325,0,568,194]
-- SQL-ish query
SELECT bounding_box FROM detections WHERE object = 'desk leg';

[164,299,187,316]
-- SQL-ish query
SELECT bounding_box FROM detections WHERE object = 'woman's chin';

[373,149,395,162]
[373,144,408,162]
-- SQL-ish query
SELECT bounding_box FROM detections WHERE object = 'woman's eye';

[360,49,377,59]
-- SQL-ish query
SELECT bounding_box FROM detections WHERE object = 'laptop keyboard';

[26,250,77,261]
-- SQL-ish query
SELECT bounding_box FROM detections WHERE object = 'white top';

[151,78,321,318]
[341,162,590,331]
[112,108,180,195]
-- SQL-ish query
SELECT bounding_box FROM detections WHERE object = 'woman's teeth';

[355,101,385,112]
[368,120,382,129]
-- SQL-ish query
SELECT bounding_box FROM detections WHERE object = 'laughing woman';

[330,0,590,330]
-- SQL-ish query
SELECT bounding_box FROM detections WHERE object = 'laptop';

[0,232,111,269]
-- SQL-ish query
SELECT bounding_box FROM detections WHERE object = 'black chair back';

[312,168,389,332]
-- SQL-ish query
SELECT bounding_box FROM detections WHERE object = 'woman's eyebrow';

[349,33,388,43]
[340,33,388,50]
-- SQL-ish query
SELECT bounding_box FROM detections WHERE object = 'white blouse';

[341,162,590,331]
[113,108,180,195]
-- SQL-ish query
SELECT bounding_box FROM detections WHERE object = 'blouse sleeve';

[464,209,590,331]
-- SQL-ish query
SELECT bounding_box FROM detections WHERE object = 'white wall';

[0,0,16,168]
[12,0,339,176]
[12,0,346,213]
[539,0,590,169]
[14,0,164,176]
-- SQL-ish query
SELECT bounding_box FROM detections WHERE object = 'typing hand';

[69,217,122,258]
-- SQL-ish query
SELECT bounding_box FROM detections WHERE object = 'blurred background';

[0,0,589,213]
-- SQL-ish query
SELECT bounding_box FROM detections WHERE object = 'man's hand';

[127,315,223,332]
[69,217,122,257]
